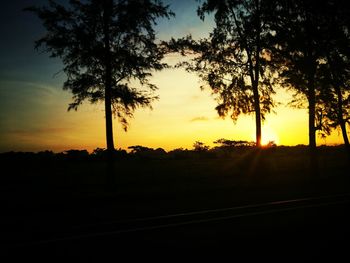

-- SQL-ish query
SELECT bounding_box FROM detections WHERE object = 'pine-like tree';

[168,0,277,147]
[26,0,173,153]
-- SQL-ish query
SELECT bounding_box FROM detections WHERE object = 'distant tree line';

[26,0,350,158]
[3,143,348,163]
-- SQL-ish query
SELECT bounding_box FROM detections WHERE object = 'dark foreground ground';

[1,146,350,259]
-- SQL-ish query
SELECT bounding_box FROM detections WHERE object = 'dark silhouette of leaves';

[270,0,350,154]
[166,0,277,147]
[26,0,174,151]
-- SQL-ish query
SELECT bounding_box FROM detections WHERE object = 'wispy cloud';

[190,116,209,122]
[0,79,57,97]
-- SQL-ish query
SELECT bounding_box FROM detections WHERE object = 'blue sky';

[0,0,218,152]
[0,1,343,152]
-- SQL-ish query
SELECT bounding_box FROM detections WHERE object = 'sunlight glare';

[261,126,279,146]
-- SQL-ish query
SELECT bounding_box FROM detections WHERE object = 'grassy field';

[1,145,350,255]
[1,146,349,216]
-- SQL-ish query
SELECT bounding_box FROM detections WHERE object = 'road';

[4,193,350,260]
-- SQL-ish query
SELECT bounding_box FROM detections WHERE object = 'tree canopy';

[167,0,277,147]
[26,0,174,151]
[270,0,350,152]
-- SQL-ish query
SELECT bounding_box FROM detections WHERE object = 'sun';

[261,126,279,146]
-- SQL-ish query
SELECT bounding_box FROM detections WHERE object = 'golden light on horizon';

[0,59,346,153]
[0,64,345,153]
[261,126,279,146]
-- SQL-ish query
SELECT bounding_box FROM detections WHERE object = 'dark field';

[1,146,350,259]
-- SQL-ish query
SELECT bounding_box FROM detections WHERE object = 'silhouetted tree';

[168,0,277,147]
[26,0,173,153]
[128,145,166,159]
[265,140,277,148]
[128,145,153,154]
[318,0,350,153]
[317,53,350,148]
[193,141,209,151]
[270,0,333,152]
[271,0,350,158]
[214,138,255,147]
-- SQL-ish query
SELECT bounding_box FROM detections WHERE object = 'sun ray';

[261,126,279,146]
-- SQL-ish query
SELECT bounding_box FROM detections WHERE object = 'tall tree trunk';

[253,83,262,147]
[327,55,350,157]
[304,8,317,151]
[102,0,116,189]
[335,85,350,153]
[308,79,317,150]
[231,3,262,147]
[253,1,262,148]
[308,75,318,176]
[103,0,115,153]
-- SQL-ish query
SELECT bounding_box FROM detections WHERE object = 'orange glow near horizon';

[0,2,347,154]
[0,60,346,153]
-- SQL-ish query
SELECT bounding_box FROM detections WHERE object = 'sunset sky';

[0,0,345,153]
